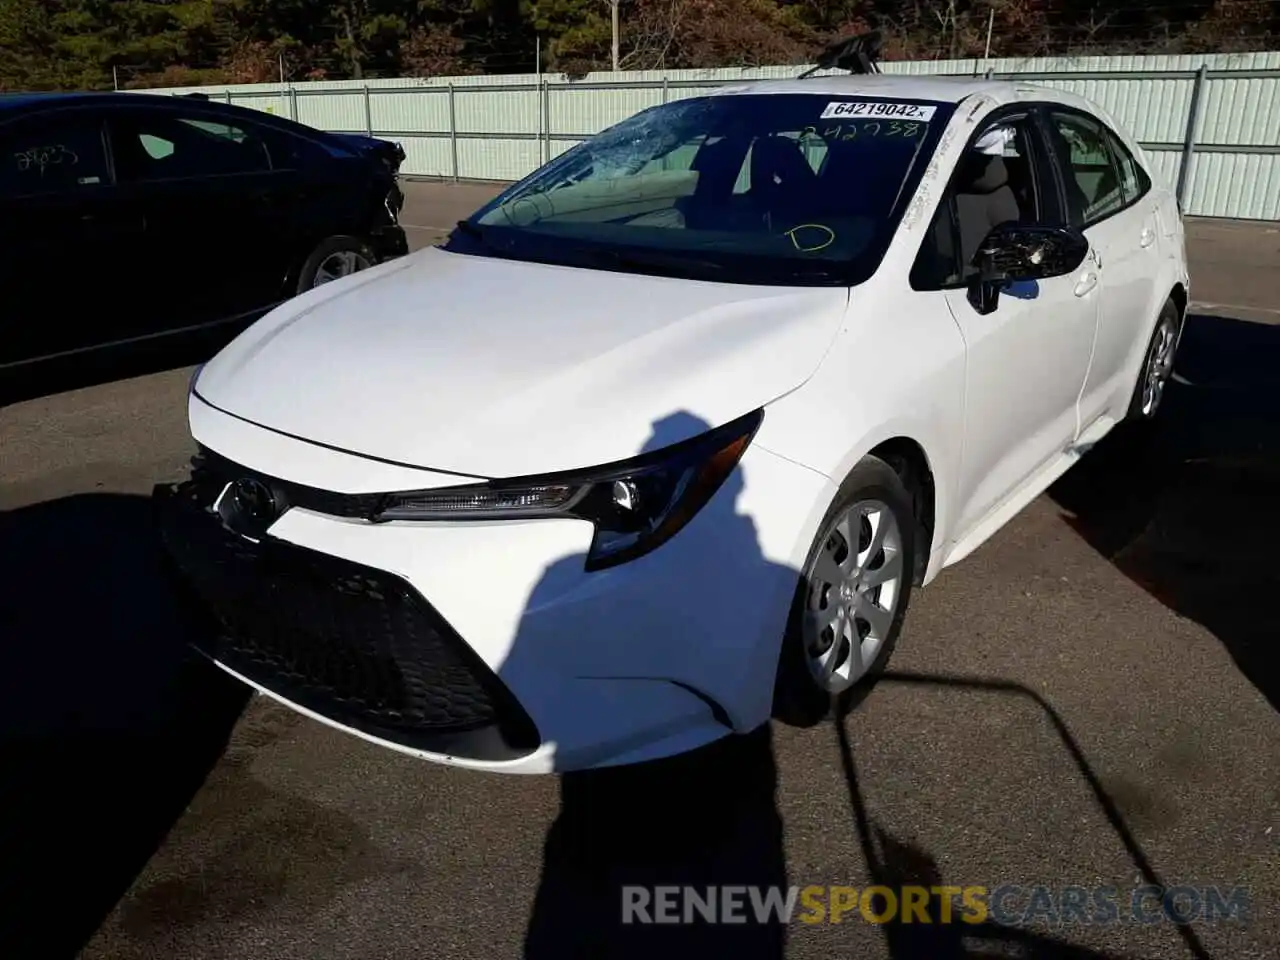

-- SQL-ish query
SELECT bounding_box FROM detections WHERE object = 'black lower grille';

[154,473,540,760]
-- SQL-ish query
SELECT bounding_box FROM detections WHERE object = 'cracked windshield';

[453,93,953,280]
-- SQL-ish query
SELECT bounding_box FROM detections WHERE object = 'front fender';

[752,285,968,585]
[758,413,957,586]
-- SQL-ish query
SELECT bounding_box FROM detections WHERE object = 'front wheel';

[1125,297,1182,422]
[773,455,917,727]
[295,236,377,295]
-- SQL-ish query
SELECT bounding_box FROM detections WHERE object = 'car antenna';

[797,31,882,79]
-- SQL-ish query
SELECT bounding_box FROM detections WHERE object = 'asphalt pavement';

[0,182,1276,960]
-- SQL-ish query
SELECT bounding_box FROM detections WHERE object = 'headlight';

[375,409,763,571]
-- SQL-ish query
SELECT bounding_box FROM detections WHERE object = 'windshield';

[445,92,954,286]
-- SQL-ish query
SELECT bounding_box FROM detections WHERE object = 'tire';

[772,455,918,727]
[295,236,377,295]
[1124,297,1182,422]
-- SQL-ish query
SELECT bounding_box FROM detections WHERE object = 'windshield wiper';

[580,244,853,284]
[452,228,844,284]
[453,218,517,251]
[582,246,728,278]
[452,219,487,241]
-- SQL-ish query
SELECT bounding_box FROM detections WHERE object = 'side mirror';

[967,222,1090,314]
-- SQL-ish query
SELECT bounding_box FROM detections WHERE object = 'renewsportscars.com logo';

[621,884,1252,927]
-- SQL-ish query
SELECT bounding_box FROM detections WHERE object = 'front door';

[914,109,1101,538]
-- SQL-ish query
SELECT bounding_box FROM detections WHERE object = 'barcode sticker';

[820,100,937,121]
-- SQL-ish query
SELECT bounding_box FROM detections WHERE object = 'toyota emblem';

[216,477,279,540]
[231,478,277,524]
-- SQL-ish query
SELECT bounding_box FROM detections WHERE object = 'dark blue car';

[0,91,408,374]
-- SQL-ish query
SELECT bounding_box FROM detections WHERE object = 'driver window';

[911,115,1044,290]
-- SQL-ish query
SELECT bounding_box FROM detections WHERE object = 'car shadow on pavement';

[1048,312,1280,713]
[840,672,1214,960]
[519,412,791,958]
[0,493,250,960]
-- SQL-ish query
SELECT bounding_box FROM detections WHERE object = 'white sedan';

[158,74,1189,773]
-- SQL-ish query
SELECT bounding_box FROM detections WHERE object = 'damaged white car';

[157,71,1188,773]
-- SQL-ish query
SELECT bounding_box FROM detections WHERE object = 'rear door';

[1042,107,1161,429]
[106,104,302,331]
[0,107,138,368]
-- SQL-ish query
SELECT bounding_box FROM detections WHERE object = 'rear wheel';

[773,455,917,727]
[1126,297,1181,421]
[295,237,376,294]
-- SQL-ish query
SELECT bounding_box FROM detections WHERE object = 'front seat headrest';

[957,154,1010,194]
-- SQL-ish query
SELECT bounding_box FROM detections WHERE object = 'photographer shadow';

[518,412,790,959]
[836,674,1213,960]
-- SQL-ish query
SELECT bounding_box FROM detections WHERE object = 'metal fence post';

[363,84,374,136]
[1176,64,1209,212]
[662,75,669,103]
[542,77,551,165]
[224,89,232,105]
[288,84,298,121]
[447,83,459,181]
[535,77,544,166]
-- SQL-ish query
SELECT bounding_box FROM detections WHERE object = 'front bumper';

[369,223,409,262]
[156,471,541,762]
[157,409,834,773]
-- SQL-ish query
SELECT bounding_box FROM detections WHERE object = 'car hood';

[194,247,849,479]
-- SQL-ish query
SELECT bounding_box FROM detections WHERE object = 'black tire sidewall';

[772,454,917,728]
[295,236,377,296]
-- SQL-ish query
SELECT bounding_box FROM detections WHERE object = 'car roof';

[0,91,174,112]
[0,90,345,142]
[709,74,1064,107]
[0,90,312,123]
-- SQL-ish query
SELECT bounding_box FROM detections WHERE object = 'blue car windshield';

[447,92,954,286]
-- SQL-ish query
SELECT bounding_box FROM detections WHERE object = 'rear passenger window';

[1,115,110,197]
[1048,111,1128,227]
[112,110,272,182]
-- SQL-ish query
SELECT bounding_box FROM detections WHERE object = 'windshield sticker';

[802,120,926,142]
[820,100,937,121]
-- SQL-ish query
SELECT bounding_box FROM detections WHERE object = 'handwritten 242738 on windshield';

[820,100,937,121]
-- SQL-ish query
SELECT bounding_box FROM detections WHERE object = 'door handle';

[1073,271,1099,297]
[1139,227,1156,248]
